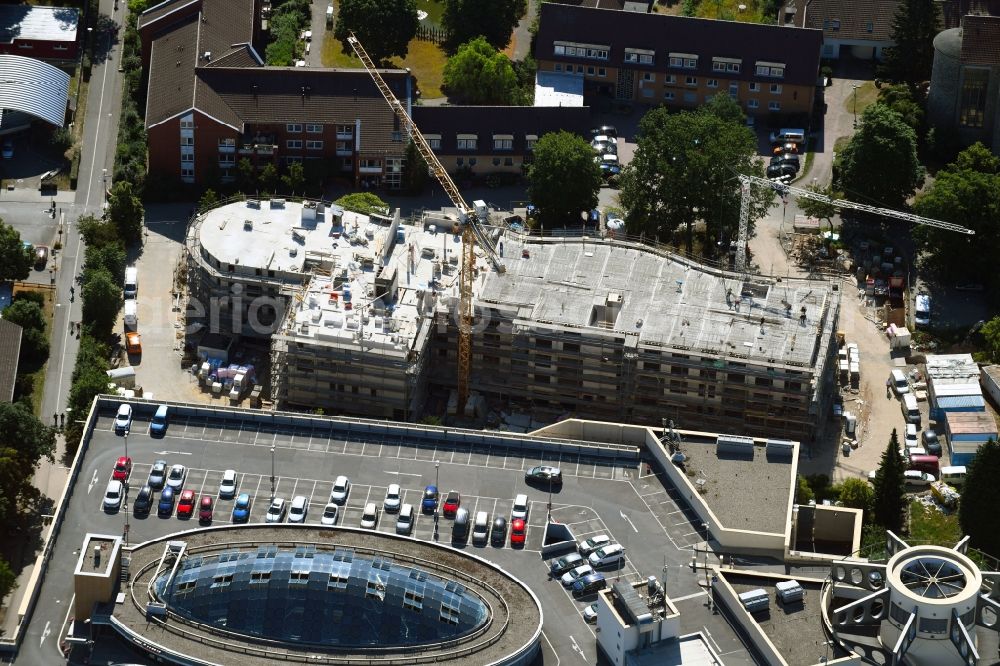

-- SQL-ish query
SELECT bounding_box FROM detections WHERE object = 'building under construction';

[187,199,841,440]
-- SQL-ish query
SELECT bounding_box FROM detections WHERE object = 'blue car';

[157,487,176,517]
[232,493,251,523]
[421,485,439,513]
[149,404,169,437]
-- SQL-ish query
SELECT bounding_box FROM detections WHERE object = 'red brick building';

[0,5,79,62]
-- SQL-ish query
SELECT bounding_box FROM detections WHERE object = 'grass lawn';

[908,500,962,546]
[696,0,766,23]
[415,0,445,28]
[322,34,447,99]
[11,285,56,418]
[843,80,878,117]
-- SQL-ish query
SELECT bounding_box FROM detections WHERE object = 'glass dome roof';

[155,545,489,647]
[899,556,968,599]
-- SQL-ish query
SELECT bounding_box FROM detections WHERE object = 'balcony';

[219,159,237,169]
[238,144,254,154]
[256,145,275,155]
[218,139,236,153]
[336,130,353,140]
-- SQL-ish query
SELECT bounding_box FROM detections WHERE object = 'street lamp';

[433,461,440,539]
[123,428,130,546]
[852,84,860,128]
[270,445,276,503]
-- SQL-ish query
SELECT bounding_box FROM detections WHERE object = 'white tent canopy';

[0,54,69,127]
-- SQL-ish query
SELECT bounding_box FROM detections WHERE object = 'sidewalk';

[0,187,77,205]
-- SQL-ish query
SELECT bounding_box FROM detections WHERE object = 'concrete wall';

[712,569,789,666]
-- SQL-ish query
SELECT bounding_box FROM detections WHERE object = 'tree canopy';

[838,477,874,515]
[442,37,520,105]
[0,220,33,283]
[620,95,770,254]
[334,0,418,64]
[872,429,907,532]
[913,143,1000,294]
[959,439,1000,557]
[880,0,941,86]
[835,103,923,208]
[796,184,840,227]
[0,401,55,537]
[335,192,390,216]
[877,84,925,133]
[441,0,525,52]
[81,268,123,336]
[527,131,602,226]
[106,180,144,243]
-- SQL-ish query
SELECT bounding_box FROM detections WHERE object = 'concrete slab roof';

[0,5,79,43]
[480,235,837,370]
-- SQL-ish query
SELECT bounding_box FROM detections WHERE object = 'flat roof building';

[0,5,79,61]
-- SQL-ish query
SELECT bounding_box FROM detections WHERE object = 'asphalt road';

[18,406,754,665]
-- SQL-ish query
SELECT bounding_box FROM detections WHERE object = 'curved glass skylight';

[154,546,489,647]
[899,557,968,599]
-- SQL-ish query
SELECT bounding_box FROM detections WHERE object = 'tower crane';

[346,33,504,415]
[734,175,975,274]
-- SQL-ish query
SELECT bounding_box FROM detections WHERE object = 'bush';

[69,148,81,188]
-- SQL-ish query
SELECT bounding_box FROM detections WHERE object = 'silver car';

[166,464,186,490]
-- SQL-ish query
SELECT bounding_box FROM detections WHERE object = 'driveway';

[305,0,331,66]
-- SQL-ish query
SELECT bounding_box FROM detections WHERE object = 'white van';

[511,493,529,521]
[124,266,138,299]
[940,466,967,486]
[890,369,909,395]
[914,294,930,327]
[124,299,137,329]
[901,393,921,425]
[769,128,806,144]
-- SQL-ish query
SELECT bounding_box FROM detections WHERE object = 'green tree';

[877,84,925,133]
[0,220,32,283]
[981,317,1000,363]
[335,192,390,215]
[795,475,814,504]
[84,243,127,285]
[237,157,256,192]
[2,300,48,366]
[81,269,123,336]
[872,429,907,532]
[835,104,923,208]
[0,558,15,600]
[880,0,941,86]
[959,439,1000,557]
[198,188,219,211]
[334,0,418,64]
[281,161,306,194]
[259,163,279,194]
[442,37,519,105]
[77,214,120,249]
[527,131,602,226]
[2,299,45,333]
[838,477,875,515]
[620,100,770,253]
[913,143,1000,295]
[0,401,55,536]
[106,181,144,243]
[403,140,429,195]
[797,184,840,230]
[442,0,526,52]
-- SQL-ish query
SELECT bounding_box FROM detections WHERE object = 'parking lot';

[31,406,755,665]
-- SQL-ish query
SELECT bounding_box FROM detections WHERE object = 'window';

[707,79,718,88]
[770,83,782,94]
[669,56,683,68]
[493,157,501,166]
[286,123,303,133]
[554,41,608,60]
[749,82,760,92]
[16,43,32,49]
[729,82,739,96]
[359,159,381,168]
[554,63,563,72]
[640,54,653,64]
[756,62,785,78]
[831,18,841,30]
[182,136,194,146]
[712,61,725,72]
[306,123,322,133]
[598,67,606,77]
[747,99,759,109]
[685,75,697,86]
[666,74,676,84]
[866,21,873,32]
[958,68,989,128]
[286,139,303,149]
[525,135,537,151]
[181,166,194,179]
[428,137,441,149]
[341,157,352,168]
[727,63,740,73]
[769,101,781,111]
[306,140,323,150]
[457,136,477,150]
[503,157,514,166]
[625,52,638,63]
[643,72,654,82]
[493,136,513,150]
[685,58,697,68]
[469,158,477,166]
[683,92,696,103]
[181,152,194,163]
[664,91,675,100]
[53,44,68,51]
[704,94,714,103]
[336,124,353,135]
[587,66,595,75]
[180,118,194,130]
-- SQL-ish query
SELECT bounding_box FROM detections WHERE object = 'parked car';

[422,485,439,513]
[590,125,618,139]
[149,404,169,437]
[525,465,563,486]
[232,493,251,522]
[330,475,351,504]
[588,543,626,568]
[550,552,586,577]
[443,491,461,517]
[114,403,132,434]
[583,603,599,623]
[265,497,287,523]
[383,483,402,513]
[34,245,49,270]
[904,423,920,449]
[219,469,238,498]
[561,564,594,587]
[572,572,607,597]
[147,459,168,489]
[599,156,621,178]
[166,464,186,490]
[158,487,176,517]
[134,485,153,515]
[904,470,935,486]
[103,480,124,511]
[510,517,526,546]
[396,503,414,535]
[112,456,132,481]
[472,511,490,544]
[579,534,612,556]
[591,139,617,155]
[125,332,142,355]
[177,490,196,518]
[922,429,942,456]
[360,502,379,529]
[490,516,507,545]
[198,496,214,523]
[592,134,617,146]
[766,163,796,179]
[320,502,340,526]
[288,495,308,523]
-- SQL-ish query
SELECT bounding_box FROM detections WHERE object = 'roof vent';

[203,51,212,61]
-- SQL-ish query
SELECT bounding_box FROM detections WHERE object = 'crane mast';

[734,175,975,274]
[346,34,503,415]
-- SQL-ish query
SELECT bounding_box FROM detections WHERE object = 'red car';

[442,491,461,517]
[177,490,196,518]
[198,496,214,523]
[510,518,526,546]
[112,456,132,481]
